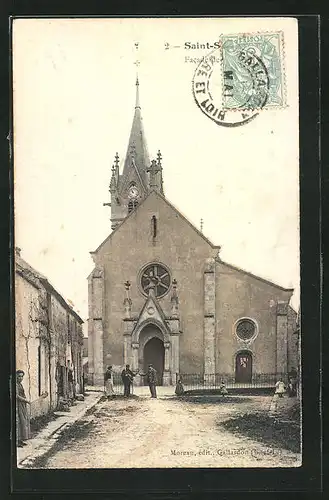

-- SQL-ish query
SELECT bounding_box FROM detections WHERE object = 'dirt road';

[40,395,301,468]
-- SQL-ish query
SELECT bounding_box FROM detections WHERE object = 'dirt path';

[43,395,301,468]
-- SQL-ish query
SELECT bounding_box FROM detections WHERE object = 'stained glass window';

[140,263,171,298]
[236,319,256,341]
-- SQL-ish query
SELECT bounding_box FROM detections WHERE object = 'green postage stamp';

[220,31,286,111]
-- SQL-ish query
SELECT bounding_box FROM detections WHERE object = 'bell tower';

[104,77,165,230]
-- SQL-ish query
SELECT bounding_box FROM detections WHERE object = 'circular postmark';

[192,42,270,127]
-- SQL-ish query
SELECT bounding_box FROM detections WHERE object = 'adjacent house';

[15,247,84,418]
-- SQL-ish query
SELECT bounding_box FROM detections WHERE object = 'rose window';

[236,319,256,341]
[140,263,171,298]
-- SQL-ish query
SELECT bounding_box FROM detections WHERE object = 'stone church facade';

[88,79,298,386]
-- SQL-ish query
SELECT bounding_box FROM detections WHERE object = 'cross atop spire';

[134,61,141,109]
[135,75,141,109]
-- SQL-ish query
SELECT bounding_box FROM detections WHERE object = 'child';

[275,378,285,398]
[219,381,228,397]
[175,378,185,396]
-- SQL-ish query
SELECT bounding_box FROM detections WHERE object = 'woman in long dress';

[175,378,185,396]
[16,370,31,447]
[104,366,114,399]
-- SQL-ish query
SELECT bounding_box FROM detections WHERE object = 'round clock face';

[128,186,139,199]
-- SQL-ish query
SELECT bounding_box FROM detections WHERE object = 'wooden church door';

[235,351,252,383]
[143,337,164,386]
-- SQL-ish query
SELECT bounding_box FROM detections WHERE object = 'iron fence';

[101,372,290,394]
[110,372,142,395]
[100,373,144,395]
[177,373,289,392]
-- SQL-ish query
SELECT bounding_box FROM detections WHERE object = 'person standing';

[275,378,286,398]
[219,380,228,397]
[146,364,158,398]
[16,370,31,448]
[82,371,86,395]
[175,378,185,396]
[288,368,298,397]
[121,364,135,397]
[68,366,74,401]
[104,365,114,399]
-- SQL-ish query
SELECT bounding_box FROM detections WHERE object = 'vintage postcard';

[13,17,301,470]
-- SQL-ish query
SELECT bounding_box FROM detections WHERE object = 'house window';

[235,318,257,341]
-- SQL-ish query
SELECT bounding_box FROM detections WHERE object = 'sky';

[13,17,299,323]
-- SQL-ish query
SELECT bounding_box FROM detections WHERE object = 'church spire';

[120,76,150,193]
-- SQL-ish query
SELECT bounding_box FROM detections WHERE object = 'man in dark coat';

[121,364,135,397]
[146,364,158,398]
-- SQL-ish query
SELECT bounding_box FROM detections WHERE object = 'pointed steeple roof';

[120,77,150,191]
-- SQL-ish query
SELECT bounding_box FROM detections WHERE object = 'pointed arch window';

[128,200,139,213]
[151,215,157,238]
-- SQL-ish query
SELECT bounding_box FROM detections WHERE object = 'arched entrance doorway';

[143,337,164,385]
[235,351,252,383]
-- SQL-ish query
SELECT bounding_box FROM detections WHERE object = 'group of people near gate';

[275,369,298,398]
[104,363,160,399]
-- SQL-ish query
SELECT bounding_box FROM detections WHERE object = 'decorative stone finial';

[123,281,132,318]
[200,218,204,233]
[147,160,161,190]
[109,167,117,192]
[157,150,162,165]
[171,278,179,317]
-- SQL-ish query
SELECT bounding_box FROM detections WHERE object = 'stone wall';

[215,261,294,376]
[49,294,84,404]
[15,274,48,418]
[15,260,83,417]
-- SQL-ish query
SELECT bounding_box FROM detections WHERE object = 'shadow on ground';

[30,412,60,437]
[29,418,96,469]
[166,395,250,405]
[29,402,145,469]
[220,411,301,453]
